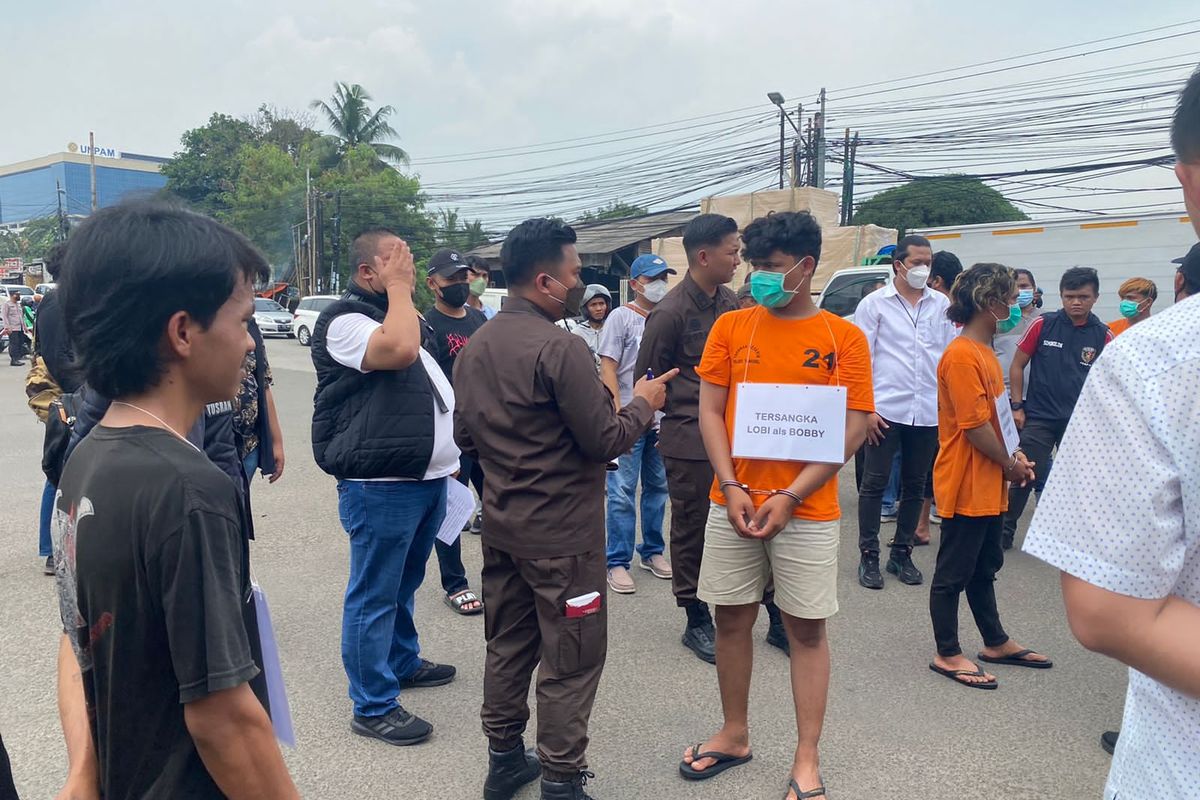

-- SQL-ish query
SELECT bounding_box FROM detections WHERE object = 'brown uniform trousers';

[481,545,607,773]
[662,456,714,607]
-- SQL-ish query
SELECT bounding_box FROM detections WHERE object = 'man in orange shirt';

[679,212,872,800]
[929,262,1050,690]
[1107,277,1157,336]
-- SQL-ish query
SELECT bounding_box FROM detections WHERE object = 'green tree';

[319,145,435,284]
[224,143,306,266]
[160,113,259,216]
[310,83,408,166]
[0,217,61,263]
[578,200,649,223]
[436,209,490,251]
[852,176,1027,233]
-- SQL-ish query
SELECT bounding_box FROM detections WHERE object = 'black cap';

[1176,241,1200,285]
[428,248,468,277]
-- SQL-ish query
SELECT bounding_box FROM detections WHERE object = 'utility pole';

[331,191,342,294]
[815,88,827,189]
[303,169,313,297]
[840,132,860,225]
[56,181,68,241]
[314,192,325,293]
[777,106,785,190]
[88,131,98,212]
[805,118,815,187]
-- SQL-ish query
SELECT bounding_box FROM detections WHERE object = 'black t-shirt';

[424,305,487,382]
[54,426,259,800]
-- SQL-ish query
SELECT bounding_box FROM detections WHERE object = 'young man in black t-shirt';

[423,248,488,615]
[51,201,297,800]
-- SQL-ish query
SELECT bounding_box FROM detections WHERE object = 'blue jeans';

[243,448,260,481]
[605,429,668,569]
[337,478,446,718]
[39,480,55,557]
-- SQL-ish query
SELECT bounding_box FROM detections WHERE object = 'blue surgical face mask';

[994,303,1022,333]
[749,259,805,308]
[1017,289,1035,308]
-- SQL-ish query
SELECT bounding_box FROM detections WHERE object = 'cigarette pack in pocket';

[565,591,602,618]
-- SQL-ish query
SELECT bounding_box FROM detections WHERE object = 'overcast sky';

[4,0,1198,224]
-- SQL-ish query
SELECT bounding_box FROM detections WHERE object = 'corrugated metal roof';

[468,210,697,263]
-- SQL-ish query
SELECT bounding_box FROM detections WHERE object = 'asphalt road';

[0,335,1125,799]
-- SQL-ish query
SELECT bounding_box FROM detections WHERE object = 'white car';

[254,298,296,338]
[291,295,338,346]
[815,266,893,321]
[35,282,56,295]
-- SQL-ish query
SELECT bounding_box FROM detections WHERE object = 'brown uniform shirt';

[634,273,738,460]
[453,296,655,559]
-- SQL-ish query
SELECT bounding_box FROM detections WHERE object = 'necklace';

[111,401,202,454]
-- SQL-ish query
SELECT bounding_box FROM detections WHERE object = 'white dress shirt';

[1024,297,1200,800]
[853,279,955,427]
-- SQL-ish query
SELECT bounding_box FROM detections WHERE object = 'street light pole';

[767,92,786,190]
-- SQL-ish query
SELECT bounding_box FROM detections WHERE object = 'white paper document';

[436,478,477,545]
[995,392,1021,456]
[732,382,847,464]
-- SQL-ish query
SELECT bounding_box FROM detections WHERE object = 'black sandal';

[977,649,1053,669]
[785,777,827,799]
[929,662,998,690]
[445,589,484,615]
[678,743,752,781]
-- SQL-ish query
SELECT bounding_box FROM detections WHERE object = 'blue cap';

[631,254,676,279]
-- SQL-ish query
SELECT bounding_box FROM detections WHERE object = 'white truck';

[913,211,1195,323]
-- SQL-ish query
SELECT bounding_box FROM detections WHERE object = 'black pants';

[434,454,486,595]
[0,732,16,800]
[929,514,1009,657]
[857,421,939,556]
[8,330,26,364]
[1002,417,1069,543]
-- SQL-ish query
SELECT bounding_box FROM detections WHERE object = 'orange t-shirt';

[933,337,1010,518]
[696,306,874,520]
[1107,317,1132,337]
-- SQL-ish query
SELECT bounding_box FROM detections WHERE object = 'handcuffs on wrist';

[719,480,802,506]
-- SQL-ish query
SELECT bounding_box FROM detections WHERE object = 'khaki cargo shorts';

[698,503,839,620]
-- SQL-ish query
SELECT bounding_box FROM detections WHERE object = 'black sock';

[684,602,711,627]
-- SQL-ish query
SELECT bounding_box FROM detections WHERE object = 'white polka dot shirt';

[1024,296,1200,800]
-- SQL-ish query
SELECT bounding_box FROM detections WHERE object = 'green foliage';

[578,200,650,223]
[0,217,62,262]
[224,143,305,265]
[318,145,435,289]
[160,113,258,216]
[852,176,1028,233]
[311,82,409,166]
[437,209,491,252]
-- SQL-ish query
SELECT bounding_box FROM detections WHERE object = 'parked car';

[815,266,892,321]
[291,295,338,346]
[253,297,296,338]
[35,282,56,295]
[2,285,35,303]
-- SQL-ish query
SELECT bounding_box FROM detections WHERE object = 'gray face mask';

[547,276,586,317]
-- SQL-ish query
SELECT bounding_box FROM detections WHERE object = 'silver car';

[253,298,295,338]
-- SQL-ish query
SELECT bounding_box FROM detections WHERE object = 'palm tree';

[310,82,408,165]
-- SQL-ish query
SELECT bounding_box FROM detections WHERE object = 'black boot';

[484,741,541,800]
[682,603,716,664]
[540,770,595,800]
[764,600,790,655]
[885,545,924,585]
[858,551,884,589]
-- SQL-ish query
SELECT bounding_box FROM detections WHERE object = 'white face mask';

[903,265,931,290]
[641,279,669,304]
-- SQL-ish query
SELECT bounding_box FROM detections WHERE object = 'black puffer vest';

[310,284,438,479]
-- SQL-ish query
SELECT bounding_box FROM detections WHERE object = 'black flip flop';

[445,589,484,616]
[929,662,998,690]
[977,649,1053,669]
[678,743,752,781]
[785,777,827,799]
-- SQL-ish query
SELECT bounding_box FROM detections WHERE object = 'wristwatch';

[1010,401,1024,411]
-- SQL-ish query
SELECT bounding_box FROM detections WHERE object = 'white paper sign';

[732,382,847,464]
[436,478,477,545]
[995,392,1020,456]
[252,582,295,747]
